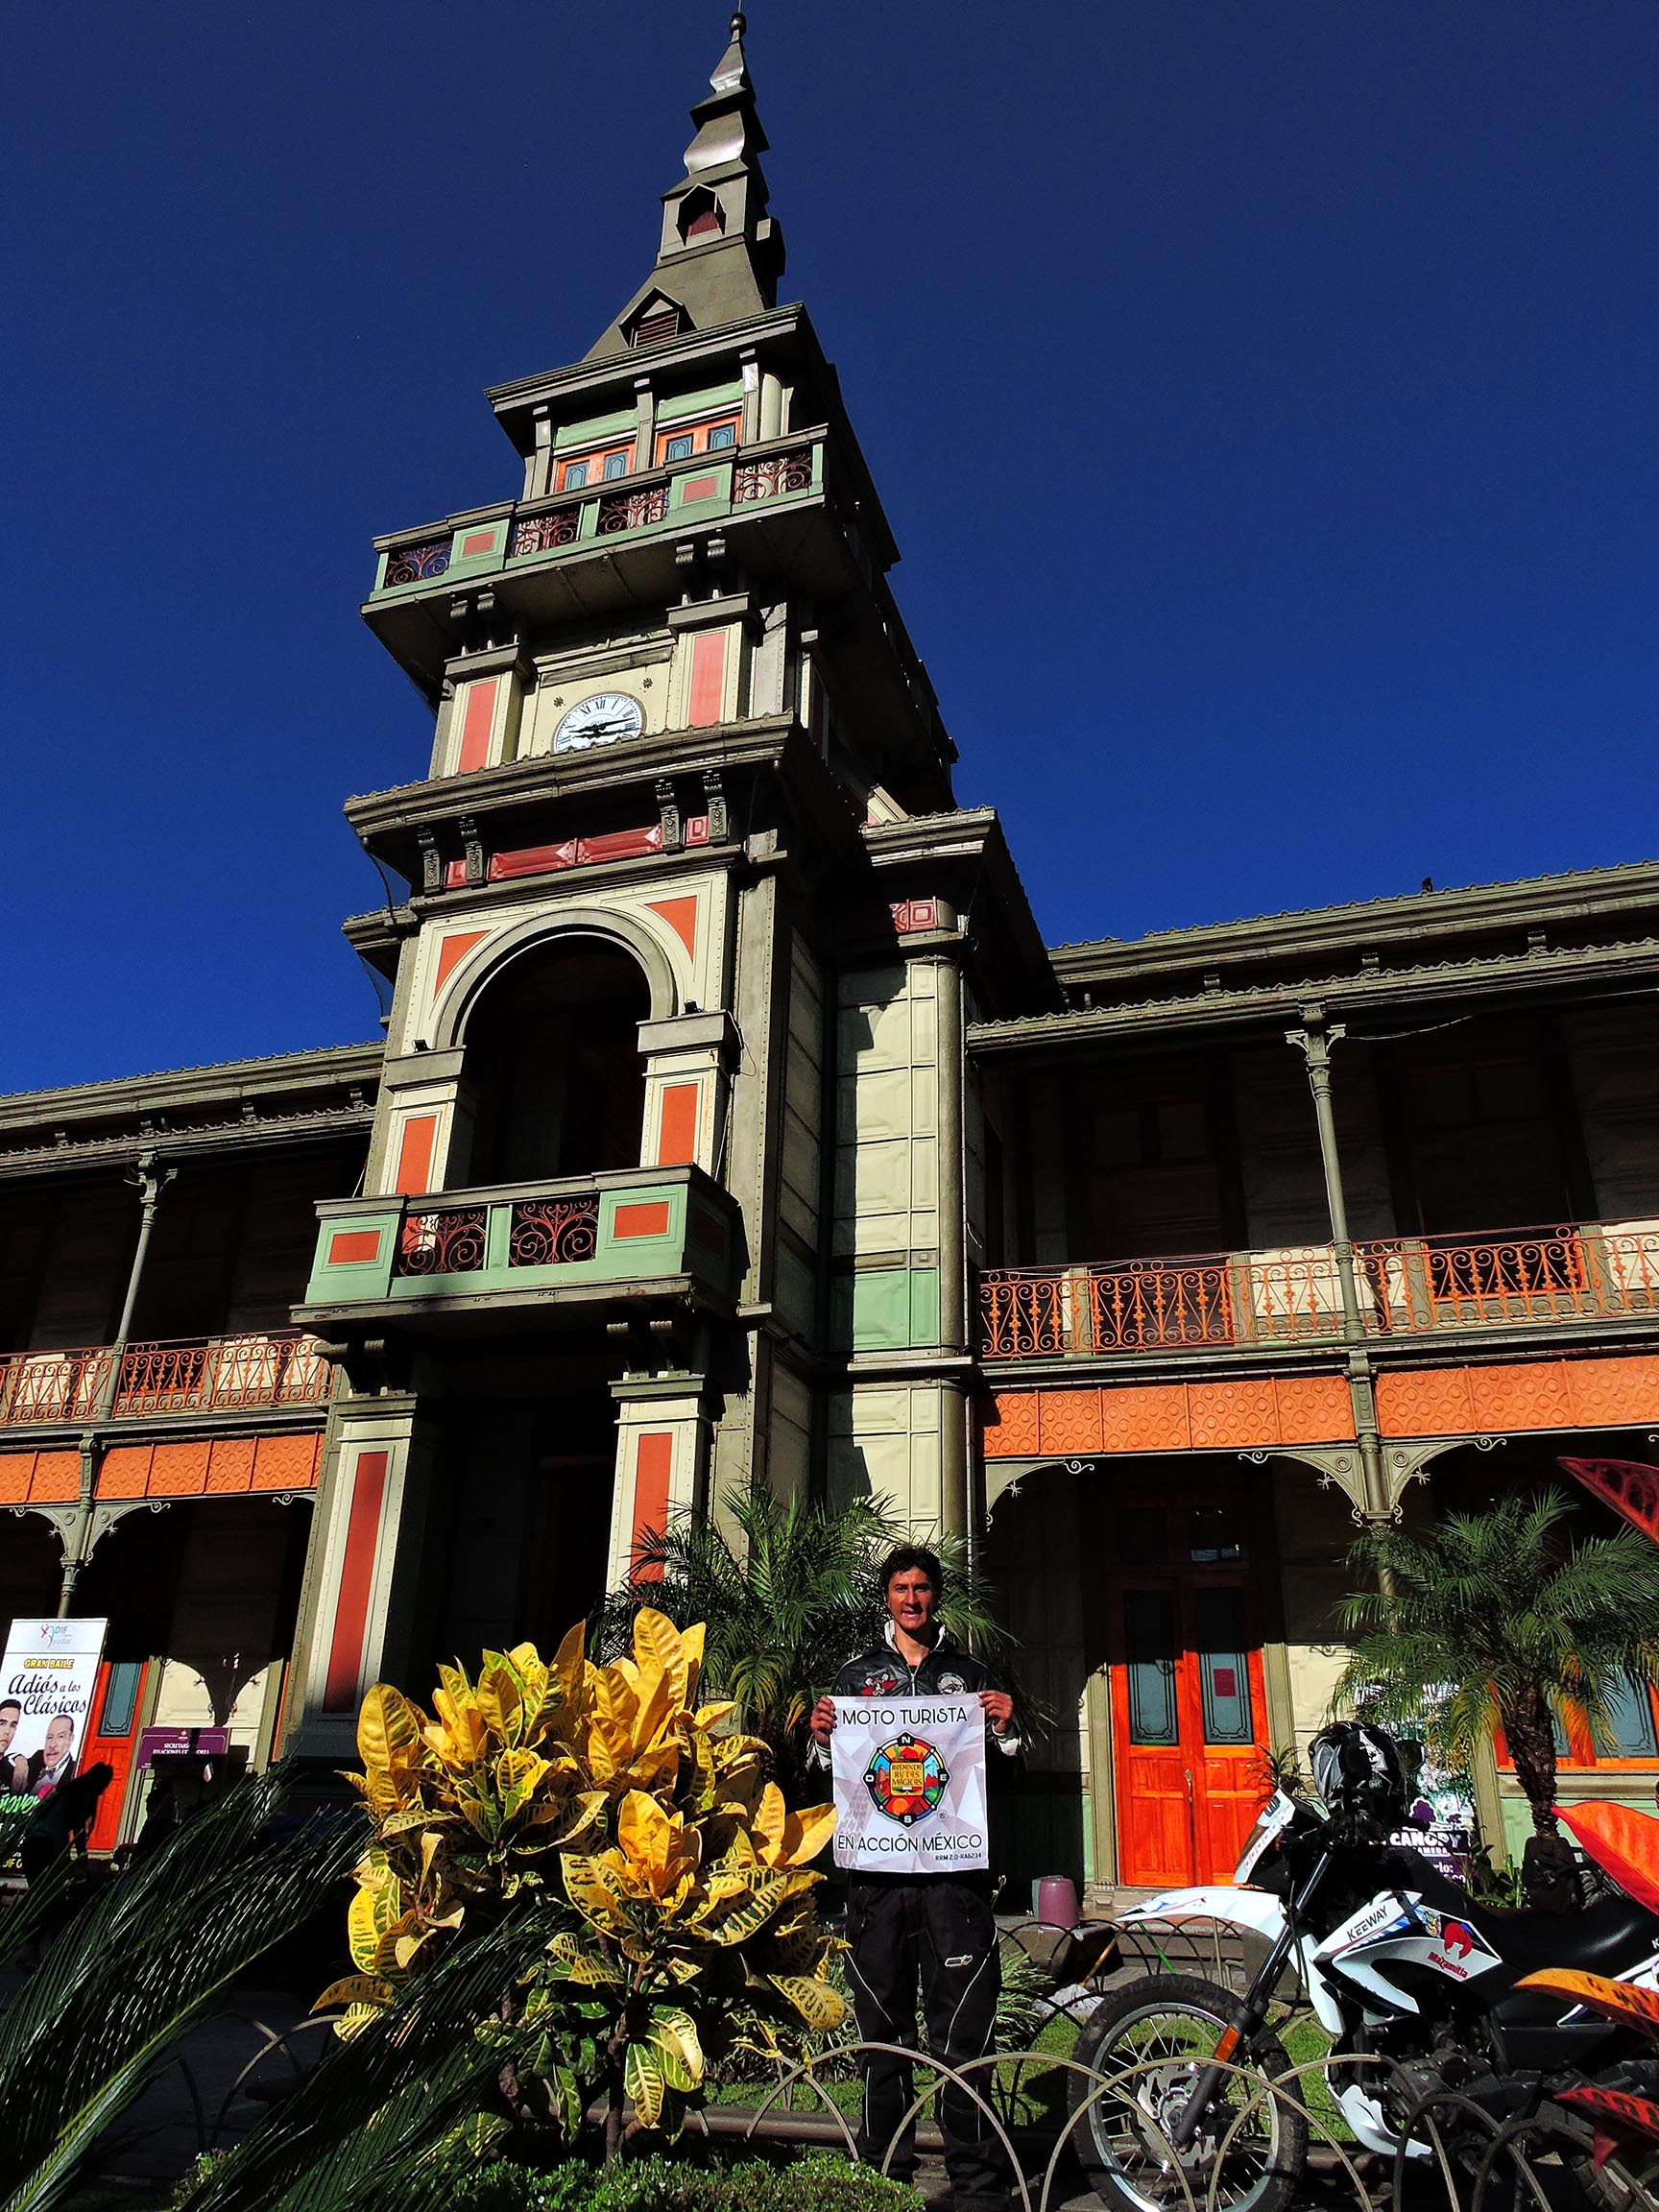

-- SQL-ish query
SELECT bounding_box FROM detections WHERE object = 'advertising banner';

[830,1693,988,1874]
[1,1617,108,1808]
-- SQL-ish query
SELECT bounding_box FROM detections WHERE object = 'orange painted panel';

[395,1116,438,1197]
[152,1441,211,1496]
[205,1437,258,1494]
[632,1432,674,1568]
[1097,1384,1190,1454]
[1273,1374,1355,1442]
[1472,1360,1575,1433]
[252,1432,324,1490]
[1039,1389,1104,1455]
[454,678,498,772]
[325,1450,390,1713]
[984,1395,1041,1457]
[613,1200,672,1240]
[648,897,699,957]
[687,630,727,727]
[96,1447,152,1500]
[657,1083,699,1166]
[1565,1355,1659,1428]
[433,929,488,994]
[682,474,719,501]
[329,1229,381,1264]
[0,1451,81,1505]
[460,529,496,558]
[1188,1379,1280,1451]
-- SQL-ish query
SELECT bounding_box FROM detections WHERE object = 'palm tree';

[1335,1485,1659,1837]
[0,1766,361,2212]
[597,1481,1025,1802]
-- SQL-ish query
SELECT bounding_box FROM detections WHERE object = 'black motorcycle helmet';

[1310,1721,1411,1831]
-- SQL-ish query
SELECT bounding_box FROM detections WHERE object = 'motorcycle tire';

[1066,1972,1309,2212]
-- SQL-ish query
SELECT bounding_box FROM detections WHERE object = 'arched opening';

[462,934,651,1185]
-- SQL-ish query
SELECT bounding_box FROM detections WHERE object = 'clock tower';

[287,13,1050,1743]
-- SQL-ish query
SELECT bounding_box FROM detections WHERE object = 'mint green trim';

[671,460,733,513]
[833,1267,943,1352]
[656,383,744,425]
[303,1178,734,1310]
[446,520,509,579]
[553,409,637,451]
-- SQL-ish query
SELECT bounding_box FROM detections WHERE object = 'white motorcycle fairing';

[1113,1885,1423,2160]
[1115,1884,1346,2037]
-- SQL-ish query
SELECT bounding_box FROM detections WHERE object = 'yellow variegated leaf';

[618,1790,674,1878]
[751,1782,786,1863]
[347,1882,392,1972]
[314,1974,394,2013]
[648,2003,704,2092]
[779,1801,837,1867]
[624,2038,664,2128]
[357,1682,426,1778]
[333,2001,385,2043]
[678,1621,706,1677]
[549,1619,587,1711]
[773,1974,846,2031]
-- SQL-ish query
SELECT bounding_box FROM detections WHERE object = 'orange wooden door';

[80,1658,149,1853]
[1109,1500,1268,1889]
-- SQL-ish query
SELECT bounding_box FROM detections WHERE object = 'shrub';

[458,2151,922,2212]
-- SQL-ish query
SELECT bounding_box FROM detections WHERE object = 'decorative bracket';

[1240,1434,1506,1523]
[459,815,485,888]
[702,767,728,843]
[655,777,683,854]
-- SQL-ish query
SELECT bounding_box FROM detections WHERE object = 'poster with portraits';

[0,1617,108,1809]
[830,1693,988,1873]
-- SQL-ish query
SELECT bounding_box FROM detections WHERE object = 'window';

[654,414,741,467]
[557,445,634,493]
[1544,1678,1659,1767]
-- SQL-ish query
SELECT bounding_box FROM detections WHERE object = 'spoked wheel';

[1066,1973,1309,2212]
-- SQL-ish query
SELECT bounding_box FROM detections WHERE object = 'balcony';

[367,431,825,635]
[0,1332,331,1430]
[299,1165,739,1325]
[976,1218,1659,1364]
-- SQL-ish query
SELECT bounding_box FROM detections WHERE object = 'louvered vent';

[634,307,685,348]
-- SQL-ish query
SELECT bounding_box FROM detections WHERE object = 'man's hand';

[809,1695,837,1744]
[979,1690,1014,1734]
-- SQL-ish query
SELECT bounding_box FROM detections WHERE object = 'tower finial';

[586,12,784,357]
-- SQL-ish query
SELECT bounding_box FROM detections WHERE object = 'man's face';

[885,1569,937,1638]
[0,1709,16,1756]
[44,1717,73,1765]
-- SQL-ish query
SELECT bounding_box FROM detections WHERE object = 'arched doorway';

[461,935,651,1184]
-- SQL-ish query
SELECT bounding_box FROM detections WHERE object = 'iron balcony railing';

[976,1218,1659,1362]
[372,430,824,598]
[0,1331,332,1428]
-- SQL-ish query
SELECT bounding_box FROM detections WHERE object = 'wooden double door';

[1107,1496,1269,1888]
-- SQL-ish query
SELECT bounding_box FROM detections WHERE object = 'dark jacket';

[830,1635,1005,1708]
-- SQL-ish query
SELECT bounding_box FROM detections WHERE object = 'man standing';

[810,1546,1017,2212]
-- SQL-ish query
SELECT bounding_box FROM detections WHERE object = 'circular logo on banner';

[864,1735,950,1825]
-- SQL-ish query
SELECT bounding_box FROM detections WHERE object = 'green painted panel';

[835,1266,943,1353]
[670,460,733,513]
[656,382,744,425]
[908,1267,941,1346]
[553,409,637,451]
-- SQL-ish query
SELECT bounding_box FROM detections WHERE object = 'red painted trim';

[490,840,578,881]
[632,1432,674,1572]
[455,679,497,773]
[683,475,719,502]
[687,631,726,727]
[461,529,496,557]
[394,1116,438,1196]
[658,1084,699,1166]
[329,1229,381,1264]
[433,929,488,993]
[613,1200,672,1239]
[580,825,662,864]
[324,1450,390,1712]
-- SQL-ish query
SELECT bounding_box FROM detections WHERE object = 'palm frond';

[0,1767,362,2212]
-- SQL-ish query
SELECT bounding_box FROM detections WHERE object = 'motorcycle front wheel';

[1066,1972,1310,2212]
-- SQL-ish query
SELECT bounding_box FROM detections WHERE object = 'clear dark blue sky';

[8,3,1656,1093]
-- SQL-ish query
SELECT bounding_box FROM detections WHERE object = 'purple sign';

[136,1726,228,1768]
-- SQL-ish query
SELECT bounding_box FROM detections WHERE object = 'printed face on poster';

[830,1694,988,1873]
[0,1617,108,1806]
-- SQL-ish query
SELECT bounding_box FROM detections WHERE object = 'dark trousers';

[845,1878,1010,2212]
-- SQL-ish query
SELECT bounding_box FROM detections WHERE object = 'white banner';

[1,1617,108,1805]
[830,1693,989,1873]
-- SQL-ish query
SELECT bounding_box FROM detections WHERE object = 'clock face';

[552,691,644,754]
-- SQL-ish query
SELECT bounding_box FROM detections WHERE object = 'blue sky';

[7,2,1656,1092]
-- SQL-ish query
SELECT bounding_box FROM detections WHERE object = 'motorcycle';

[1066,1724,1659,2212]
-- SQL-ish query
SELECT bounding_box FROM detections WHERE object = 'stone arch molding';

[429,903,683,1050]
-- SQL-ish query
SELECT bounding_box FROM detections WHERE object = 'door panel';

[1108,1500,1268,1888]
